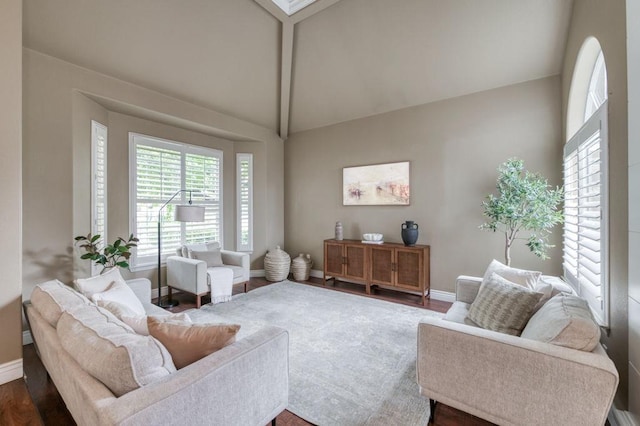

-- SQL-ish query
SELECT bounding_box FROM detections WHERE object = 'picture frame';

[342,161,410,206]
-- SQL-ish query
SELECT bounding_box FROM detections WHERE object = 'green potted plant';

[74,233,139,274]
[480,158,563,266]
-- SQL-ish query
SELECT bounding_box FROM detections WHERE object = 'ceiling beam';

[289,0,342,23]
[253,0,290,22]
[279,21,294,139]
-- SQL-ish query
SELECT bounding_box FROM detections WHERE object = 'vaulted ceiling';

[23,0,573,138]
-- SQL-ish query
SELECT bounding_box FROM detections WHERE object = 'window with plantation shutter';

[91,121,108,276]
[563,52,609,325]
[236,153,253,252]
[129,133,222,269]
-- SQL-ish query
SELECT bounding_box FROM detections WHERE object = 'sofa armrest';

[455,275,482,303]
[126,278,152,303]
[100,326,289,426]
[417,317,618,426]
[166,256,209,295]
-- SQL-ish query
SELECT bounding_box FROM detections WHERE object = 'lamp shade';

[174,205,205,222]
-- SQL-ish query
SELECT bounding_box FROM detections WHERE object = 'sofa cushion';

[57,305,176,396]
[467,273,543,336]
[121,313,193,336]
[90,280,146,316]
[482,259,541,289]
[521,293,601,351]
[443,301,479,327]
[30,280,92,327]
[148,317,240,369]
[191,249,223,267]
[74,268,127,299]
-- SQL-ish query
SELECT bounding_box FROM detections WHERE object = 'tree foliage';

[480,158,563,265]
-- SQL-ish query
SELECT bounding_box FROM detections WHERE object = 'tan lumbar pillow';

[521,293,601,351]
[147,317,240,369]
[467,272,543,336]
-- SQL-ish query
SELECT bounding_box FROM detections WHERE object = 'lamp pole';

[157,189,201,308]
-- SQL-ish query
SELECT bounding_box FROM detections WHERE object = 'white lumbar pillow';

[482,259,541,289]
[91,280,146,316]
[74,268,127,299]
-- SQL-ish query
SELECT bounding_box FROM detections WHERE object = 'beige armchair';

[166,242,250,308]
[417,275,618,426]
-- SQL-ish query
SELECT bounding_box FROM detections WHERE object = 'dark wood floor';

[8,276,494,426]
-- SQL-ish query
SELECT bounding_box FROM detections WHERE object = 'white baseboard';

[23,330,32,346]
[310,269,323,278]
[311,270,456,302]
[0,358,23,385]
[609,406,639,426]
[251,269,265,278]
[429,290,456,303]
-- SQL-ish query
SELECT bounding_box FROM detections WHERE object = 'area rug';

[186,281,443,426]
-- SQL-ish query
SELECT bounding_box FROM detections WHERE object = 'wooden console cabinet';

[323,239,430,305]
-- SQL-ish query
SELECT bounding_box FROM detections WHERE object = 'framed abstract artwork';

[342,161,410,206]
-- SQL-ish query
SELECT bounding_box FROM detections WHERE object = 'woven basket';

[265,246,291,281]
[292,253,313,281]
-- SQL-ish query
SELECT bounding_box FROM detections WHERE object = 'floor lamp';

[157,189,205,308]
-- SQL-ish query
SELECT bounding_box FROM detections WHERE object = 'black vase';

[401,221,419,246]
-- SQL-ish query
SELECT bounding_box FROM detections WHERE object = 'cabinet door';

[325,242,344,276]
[370,246,394,285]
[395,248,423,291]
[344,244,367,280]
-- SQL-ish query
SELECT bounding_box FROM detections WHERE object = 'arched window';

[564,38,609,326]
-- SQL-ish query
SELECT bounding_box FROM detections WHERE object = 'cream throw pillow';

[91,280,146,316]
[147,317,240,369]
[467,273,544,336]
[74,268,127,299]
[521,293,601,351]
[482,259,541,289]
[57,307,175,396]
[190,249,224,267]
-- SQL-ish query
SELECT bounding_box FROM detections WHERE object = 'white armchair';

[166,242,250,308]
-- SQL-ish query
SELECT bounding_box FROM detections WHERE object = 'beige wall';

[562,0,630,409]
[627,0,640,420]
[0,0,23,373]
[285,76,563,294]
[23,48,284,304]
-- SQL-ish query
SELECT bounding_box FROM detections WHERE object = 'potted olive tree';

[480,158,563,266]
[74,233,139,274]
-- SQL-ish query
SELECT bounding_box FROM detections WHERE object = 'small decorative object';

[362,233,384,244]
[74,233,139,274]
[401,221,419,246]
[335,221,344,240]
[480,158,563,266]
[343,161,410,205]
[264,245,291,281]
[292,253,313,281]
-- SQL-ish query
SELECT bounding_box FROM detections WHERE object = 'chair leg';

[244,281,248,293]
[196,294,201,309]
[271,418,276,426]
[429,399,437,424]
[167,286,172,301]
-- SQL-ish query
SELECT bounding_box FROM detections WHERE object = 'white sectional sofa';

[24,278,289,426]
